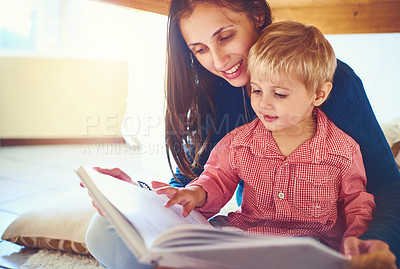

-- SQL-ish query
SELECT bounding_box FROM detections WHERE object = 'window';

[326,33,400,124]
[1,0,168,146]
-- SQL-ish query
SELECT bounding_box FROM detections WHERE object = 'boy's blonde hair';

[248,21,337,94]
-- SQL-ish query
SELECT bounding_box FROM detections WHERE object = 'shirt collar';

[231,108,329,164]
[291,108,328,164]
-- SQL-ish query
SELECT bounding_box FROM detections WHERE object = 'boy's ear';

[312,82,332,107]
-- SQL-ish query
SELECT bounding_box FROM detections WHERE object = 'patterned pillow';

[392,141,400,170]
[7,236,89,254]
[1,189,96,255]
[381,118,400,170]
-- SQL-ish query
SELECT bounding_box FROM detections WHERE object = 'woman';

[86,0,399,268]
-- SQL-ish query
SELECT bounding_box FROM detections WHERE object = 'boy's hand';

[152,181,206,218]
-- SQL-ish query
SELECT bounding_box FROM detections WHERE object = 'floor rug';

[20,249,102,269]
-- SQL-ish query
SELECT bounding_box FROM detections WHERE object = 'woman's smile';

[221,59,244,79]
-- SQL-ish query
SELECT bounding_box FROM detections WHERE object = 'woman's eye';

[220,34,233,42]
[194,47,207,54]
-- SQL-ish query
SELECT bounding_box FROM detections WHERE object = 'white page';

[78,166,210,250]
[77,167,147,257]
[147,237,346,269]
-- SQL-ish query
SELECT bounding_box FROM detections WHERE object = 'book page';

[77,166,210,251]
[148,236,346,269]
[77,166,147,257]
[152,225,246,249]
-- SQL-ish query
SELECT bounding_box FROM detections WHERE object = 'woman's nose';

[212,47,229,70]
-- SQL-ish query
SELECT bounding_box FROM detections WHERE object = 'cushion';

[391,141,400,169]
[381,118,400,169]
[381,118,400,147]
[1,188,96,255]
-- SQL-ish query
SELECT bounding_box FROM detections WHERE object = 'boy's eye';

[274,92,287,99]
[251,88,262,95]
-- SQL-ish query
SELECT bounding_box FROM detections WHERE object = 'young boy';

[153,21,375,252]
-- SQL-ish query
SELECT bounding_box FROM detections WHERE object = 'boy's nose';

[259,95,273,109]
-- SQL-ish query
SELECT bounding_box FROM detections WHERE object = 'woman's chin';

[223,76,249,88]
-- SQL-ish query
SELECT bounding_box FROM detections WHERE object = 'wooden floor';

[0,143,173,268]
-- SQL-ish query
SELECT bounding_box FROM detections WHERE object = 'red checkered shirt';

[189,108,375,251]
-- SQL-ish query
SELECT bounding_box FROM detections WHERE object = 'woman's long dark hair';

[165,0,272,180]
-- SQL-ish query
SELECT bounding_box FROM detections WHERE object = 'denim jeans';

[86,214,156,269]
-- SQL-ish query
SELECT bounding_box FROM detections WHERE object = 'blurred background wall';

[0,57,128,139]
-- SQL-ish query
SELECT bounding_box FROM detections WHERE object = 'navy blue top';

[169,60,400,264]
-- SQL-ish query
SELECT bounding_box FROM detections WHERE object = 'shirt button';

[278,193,285,199]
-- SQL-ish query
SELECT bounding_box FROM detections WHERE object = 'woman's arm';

[169,147,207,187]
[322,59,400,265]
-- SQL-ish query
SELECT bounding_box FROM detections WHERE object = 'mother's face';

[180,4,261,87]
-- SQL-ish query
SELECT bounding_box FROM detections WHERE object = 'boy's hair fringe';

[248,21,337,94]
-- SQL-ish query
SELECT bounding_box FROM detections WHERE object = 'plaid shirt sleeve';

[188,133,240,219]
[339,144,376,251]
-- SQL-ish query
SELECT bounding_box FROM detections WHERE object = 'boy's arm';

[156,132,240,219]
[188,133,240,219]
[339,146,376,251]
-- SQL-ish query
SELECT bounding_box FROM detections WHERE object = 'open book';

[76,166,346,269]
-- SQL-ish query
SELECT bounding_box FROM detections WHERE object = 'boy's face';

[250,74,317,135]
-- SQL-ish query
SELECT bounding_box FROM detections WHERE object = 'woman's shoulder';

[334,59,362,84]
[327,59,365,106]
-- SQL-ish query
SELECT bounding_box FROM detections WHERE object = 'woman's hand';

[343,237,397,269]
[81,167,133,216]
[92,167,133,184]
[88,193,105,216]
[152,181,206,218]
